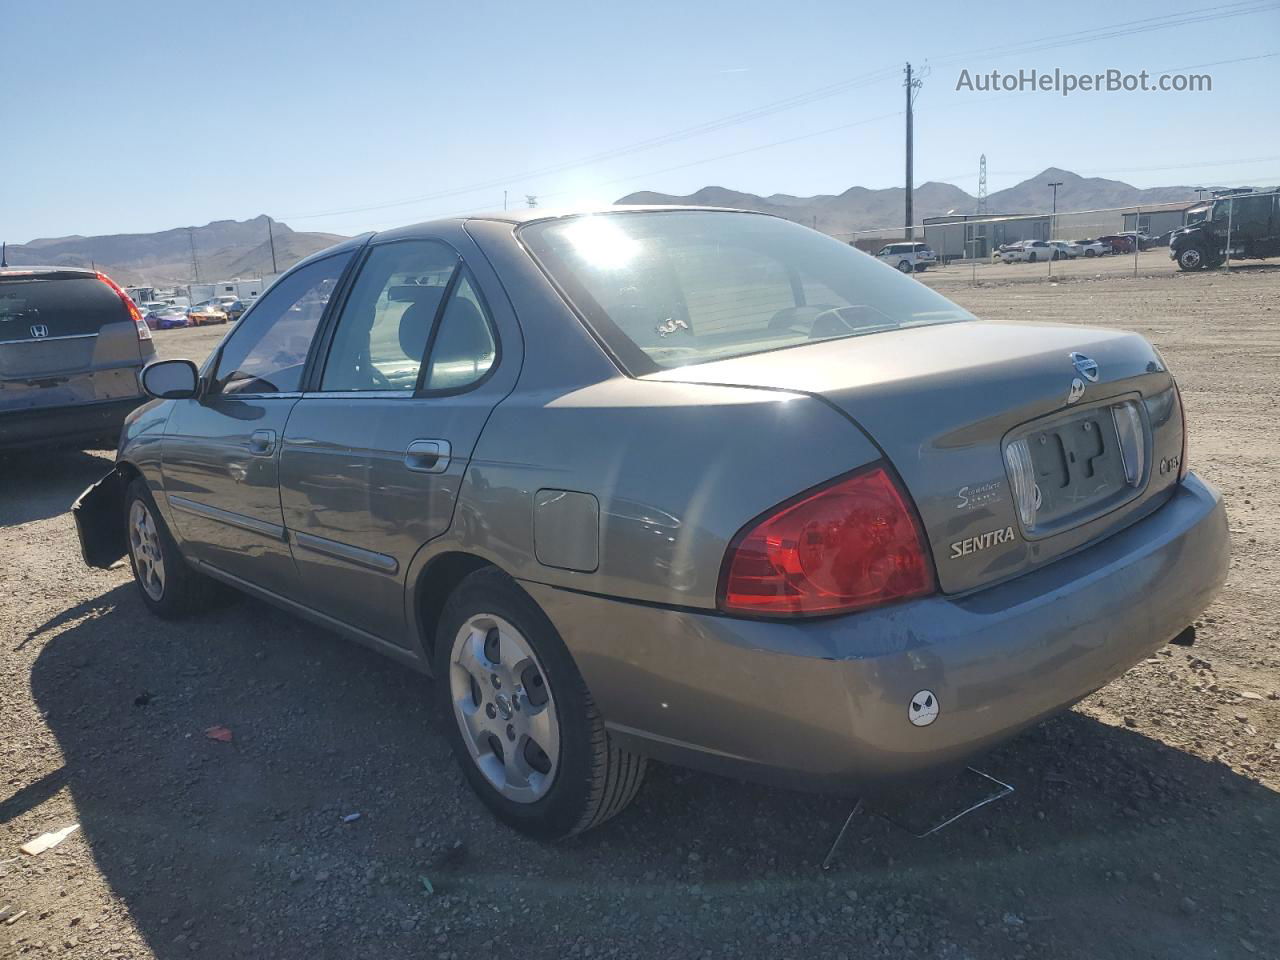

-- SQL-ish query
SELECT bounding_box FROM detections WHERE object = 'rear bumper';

[0,396,144,450]
[524,473,1229,792]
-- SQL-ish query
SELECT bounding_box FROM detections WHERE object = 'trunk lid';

[648,320,1185,594]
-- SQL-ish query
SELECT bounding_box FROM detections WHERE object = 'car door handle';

[404,439,451,474]
[247,429,277,456]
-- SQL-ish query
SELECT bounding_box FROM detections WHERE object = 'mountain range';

[5,167,1267,285]
[4,216,344,287]
[617,167,1247,239]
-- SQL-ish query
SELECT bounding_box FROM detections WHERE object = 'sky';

[3,0,1278,243]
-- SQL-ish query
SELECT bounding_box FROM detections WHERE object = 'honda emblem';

[30,324,49,338]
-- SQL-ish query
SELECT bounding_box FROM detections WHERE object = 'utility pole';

[1047,180,1063,237]
[187,228,200,283]
[503,190,508,211]
[903,63,926,239]
[266,217,278,275]
[904,62,915,240]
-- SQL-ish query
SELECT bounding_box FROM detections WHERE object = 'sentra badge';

[950,525,1016,559]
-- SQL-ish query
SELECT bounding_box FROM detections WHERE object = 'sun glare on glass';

[562,217,642,270]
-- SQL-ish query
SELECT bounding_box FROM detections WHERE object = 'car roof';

[0,265,99,281]
[371,204,775,239]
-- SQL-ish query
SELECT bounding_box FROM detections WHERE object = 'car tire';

[434,567,647,839]
[1084,249,1095,257]
[915,263,928,272]
[1177,245,1207,271]
[1028,252,1038,263]
[897,260,912,273]
[124,478,223,619]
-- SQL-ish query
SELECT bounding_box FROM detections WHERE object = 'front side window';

[212,252,351,395]
[521,211,975,372]
[321,240,457,392]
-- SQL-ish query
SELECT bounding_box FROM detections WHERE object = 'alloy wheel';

[128,499,166,601]
[449,613,560,803]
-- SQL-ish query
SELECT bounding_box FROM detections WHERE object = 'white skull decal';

[908,690,940,727]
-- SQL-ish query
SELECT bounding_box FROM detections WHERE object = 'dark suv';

[0,266,157,449]
[1170,190,1280,271]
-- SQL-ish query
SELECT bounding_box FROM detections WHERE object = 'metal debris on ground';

[19,824,80,856]
[420,875,434,895]
[342,813,361,823]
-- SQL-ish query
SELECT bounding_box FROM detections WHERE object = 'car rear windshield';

[0,274,129,339]
[519,211,975,372]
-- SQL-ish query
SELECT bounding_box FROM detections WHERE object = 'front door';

[279,236,516,645]
[162,251,354,598]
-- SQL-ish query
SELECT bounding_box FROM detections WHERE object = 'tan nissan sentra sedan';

[74,208,1229,838]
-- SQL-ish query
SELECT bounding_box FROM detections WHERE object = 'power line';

[278,2,1276,224]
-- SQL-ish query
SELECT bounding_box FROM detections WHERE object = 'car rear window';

[0,275,129,339]
[520,211,975,372]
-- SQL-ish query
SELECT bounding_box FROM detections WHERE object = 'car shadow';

[26,583,1280,959]
[0,446,114,527]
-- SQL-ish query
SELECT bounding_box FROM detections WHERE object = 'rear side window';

[0,276,128,339]
[212,252,352,395]
[422,274,497,391]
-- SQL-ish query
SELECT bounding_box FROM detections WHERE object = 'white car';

[1073,239,1108,257]
[875,241,936,273]
[1049,240,1081,260]
[999,240,1054,263]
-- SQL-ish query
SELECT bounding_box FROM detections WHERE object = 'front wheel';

[1177,245,1207,271]
[897,260,912,273]
[435,568,646,838]
[125,479,223,618]
[1027,252,1038,263]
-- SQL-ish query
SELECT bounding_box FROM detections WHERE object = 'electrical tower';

[977,154,988,216]
[525,195,538,208]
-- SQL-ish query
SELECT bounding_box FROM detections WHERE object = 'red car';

[1096,234,1136,255]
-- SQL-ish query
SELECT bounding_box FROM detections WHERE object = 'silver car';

[74,208,1229,838]
[1,266,156,449]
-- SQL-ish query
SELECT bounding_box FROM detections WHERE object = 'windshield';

[520,211,975,372]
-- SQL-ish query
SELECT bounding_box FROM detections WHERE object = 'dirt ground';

[2,264,1278,960]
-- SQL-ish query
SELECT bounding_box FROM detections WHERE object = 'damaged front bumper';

[72,467,129,568]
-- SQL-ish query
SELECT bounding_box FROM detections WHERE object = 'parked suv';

[0,266,156,449]
[1170,190,1280,271]
[875,241,936,272]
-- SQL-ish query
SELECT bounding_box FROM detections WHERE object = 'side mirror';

[141,359,200,400]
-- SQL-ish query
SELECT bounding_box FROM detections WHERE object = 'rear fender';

[72,466,129,568]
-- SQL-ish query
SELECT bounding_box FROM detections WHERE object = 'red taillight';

[97,271,151,341]
[1173,379,1189,481]
[718,464,935,617]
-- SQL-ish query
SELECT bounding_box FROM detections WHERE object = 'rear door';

[279,232,520,645]
[161,251,354,599]
[0,271,147,413]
